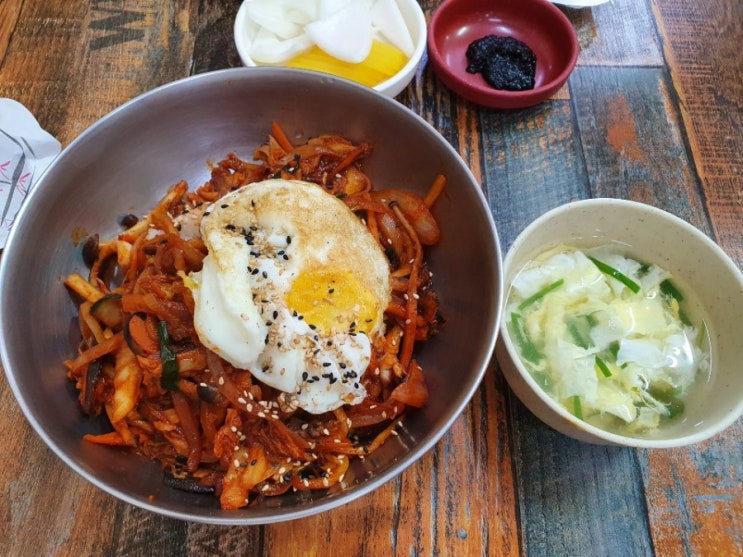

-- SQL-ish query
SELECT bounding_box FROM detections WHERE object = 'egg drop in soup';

[505,244,711,436]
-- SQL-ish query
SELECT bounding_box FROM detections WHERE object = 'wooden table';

[1,1,741,555]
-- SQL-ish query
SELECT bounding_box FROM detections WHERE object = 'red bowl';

[427,0,579,109]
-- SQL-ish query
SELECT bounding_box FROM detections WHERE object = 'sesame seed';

[303,479,309,487]
[218,376,225,385]
[322,478,329,487]
[238,397,247,404]
[258,411,266,418]
[233,459,240,467]
[322,428,330,435]
[246,403,253,412]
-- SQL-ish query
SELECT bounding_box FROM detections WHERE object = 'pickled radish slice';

[251,27,313,65]
[371,0,413,56]
[305,1,373,64]
[242,0,412,73]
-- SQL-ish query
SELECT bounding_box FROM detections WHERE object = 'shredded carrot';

[391,203,422,369]
[424,173,446,208]
[334,145,365,174]
[127,313,159,354]
[65,332,124,376]
[271,121,294,152]
[83,431,128,446]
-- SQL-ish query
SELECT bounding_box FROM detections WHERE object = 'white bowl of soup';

[495,198,743,447]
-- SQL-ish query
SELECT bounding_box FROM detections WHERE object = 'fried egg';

[186,179,390,414]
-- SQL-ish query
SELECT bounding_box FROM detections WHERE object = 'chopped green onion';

[587,256,641,294]
[608,340,620,360]
[648,385,685,419]
[567,318,590,349]
[572,395,583,419]
[660,279,684,302]
[508,312,542,363]
[158,320,179,391]
[595,356,612,377]
[518,278,564,310]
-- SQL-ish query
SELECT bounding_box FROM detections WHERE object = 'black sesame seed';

[313,348,320,355]
[204,211,211,216]
[286,236,292,244]
[339,363,347,369]
[262,271,268,278]
[272,310,278,319]
[282,254,289,260]
[252,268,260,275]
[309,324,316,330]
[328,288,335,294]
[312,375,320,381]
[221,204,229,208]
[322,373,333,379]
[329,376,338,384]
[265,321,273,326]
[251,459,258,466]
[322,362,331,367]
[302,371,309,381]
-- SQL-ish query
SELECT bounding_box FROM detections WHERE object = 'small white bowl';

[233,0,427,98]
[495,198,743,448]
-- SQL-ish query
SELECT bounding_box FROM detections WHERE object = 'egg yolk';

[285,268,381,335]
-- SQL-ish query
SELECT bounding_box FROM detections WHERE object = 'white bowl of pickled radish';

[495,198,743,448]
[234,0,427,98]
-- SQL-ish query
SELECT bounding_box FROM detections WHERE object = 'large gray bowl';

[0,68,502,524]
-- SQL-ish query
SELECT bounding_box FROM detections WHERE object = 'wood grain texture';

[650,0,743,268]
